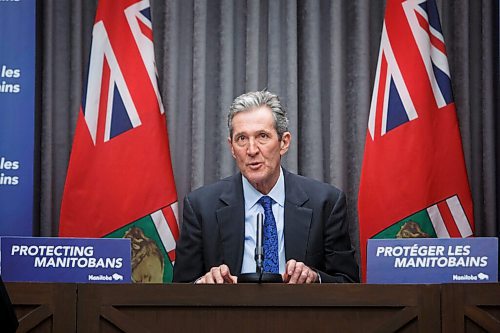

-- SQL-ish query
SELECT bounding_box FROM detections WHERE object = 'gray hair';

[227,90,289,140]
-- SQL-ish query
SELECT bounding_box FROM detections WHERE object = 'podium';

[5,282,500,332]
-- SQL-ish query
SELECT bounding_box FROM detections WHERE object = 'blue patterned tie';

[258,196,279,273]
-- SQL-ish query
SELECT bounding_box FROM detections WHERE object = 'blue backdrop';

[0,0,36,236]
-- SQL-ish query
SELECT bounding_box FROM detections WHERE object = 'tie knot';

[258,195,273,211]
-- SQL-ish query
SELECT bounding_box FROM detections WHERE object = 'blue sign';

[367,237,498,284]
[0,0,37,236]
[0,237,131,283]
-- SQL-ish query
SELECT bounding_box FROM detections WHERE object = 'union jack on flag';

[358,0,474,281]
[60,0,179,283]
[368,0,454,139]
[82,0,165,144]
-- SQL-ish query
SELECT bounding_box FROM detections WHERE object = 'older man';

[173,91,359,284]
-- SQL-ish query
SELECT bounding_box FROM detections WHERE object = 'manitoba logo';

[88,274,112,281]
[112,273,123,281]
[477,273,489,280]
[452,273,489,281]
[88,273,124,281]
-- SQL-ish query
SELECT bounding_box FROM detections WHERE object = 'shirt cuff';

[315,270,322,283]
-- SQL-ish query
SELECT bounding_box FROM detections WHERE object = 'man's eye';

[258,133,271,141]
[235,136,247,145]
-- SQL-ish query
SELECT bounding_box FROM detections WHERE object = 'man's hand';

[282,259,318,284]
[195,264,238,284]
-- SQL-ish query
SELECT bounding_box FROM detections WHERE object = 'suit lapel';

[214,170,312,272]
[283,171,312,262]
[216,174,245,274]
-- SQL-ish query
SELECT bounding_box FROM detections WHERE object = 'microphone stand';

[256,212,264,283]
[239,213,282,283]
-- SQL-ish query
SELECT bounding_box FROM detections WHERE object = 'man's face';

[228,106,291,194]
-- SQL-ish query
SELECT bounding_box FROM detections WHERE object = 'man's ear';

[280,132,291,155]
[228,136,236,158]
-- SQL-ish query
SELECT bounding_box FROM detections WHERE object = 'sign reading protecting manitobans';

[367,238,498,283]
[0,237,131,283]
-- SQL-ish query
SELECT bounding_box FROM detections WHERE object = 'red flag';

[59,0,179,283]
[358,0,474,281]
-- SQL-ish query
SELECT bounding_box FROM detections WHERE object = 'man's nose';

[247,137,259,155]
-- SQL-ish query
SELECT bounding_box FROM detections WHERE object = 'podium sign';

[367,237,498,284]
[1,237,131,283]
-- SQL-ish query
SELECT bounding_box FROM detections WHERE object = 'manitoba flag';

[59,0,179,283]
[358,0,474,281]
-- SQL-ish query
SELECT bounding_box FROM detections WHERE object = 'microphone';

[237,212,282,283]
[255,213,264,275]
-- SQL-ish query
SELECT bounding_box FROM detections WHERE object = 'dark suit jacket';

[173,169,359,283]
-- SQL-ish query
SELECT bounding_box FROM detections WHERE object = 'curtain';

[39,0,500,262]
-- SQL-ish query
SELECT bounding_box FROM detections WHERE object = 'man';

[173,91,359,284]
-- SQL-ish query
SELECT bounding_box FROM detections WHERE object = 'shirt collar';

[242,167,285,208]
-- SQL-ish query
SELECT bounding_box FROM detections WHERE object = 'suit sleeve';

[172,195,205,282]
[317,191,360,283]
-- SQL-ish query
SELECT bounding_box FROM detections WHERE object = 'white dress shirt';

[240,167,286,274]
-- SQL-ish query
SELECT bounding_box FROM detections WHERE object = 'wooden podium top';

[5,282,500,333]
